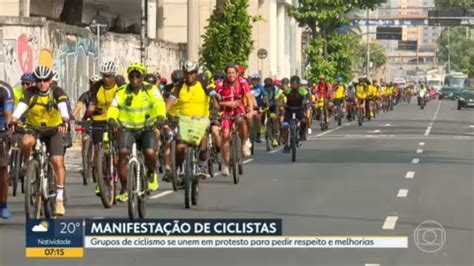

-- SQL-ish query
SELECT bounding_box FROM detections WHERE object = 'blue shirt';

[251,84,266,107]
[265,86,280,106]
[0,81,14,131]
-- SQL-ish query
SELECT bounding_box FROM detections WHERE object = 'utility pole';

[140,0,147,64]
[187,0,199,61]
[366,8,370,78]
[447,27,451,73]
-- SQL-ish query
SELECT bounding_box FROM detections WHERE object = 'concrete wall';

[0,16,183,104]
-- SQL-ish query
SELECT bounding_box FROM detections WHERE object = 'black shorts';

[119,129,156,151]
[91,121,108,145]
[0,131,11,167]
[284,108,304,123]
[28,130,65,157]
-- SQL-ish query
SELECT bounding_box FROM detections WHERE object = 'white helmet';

[182,60,198,73]
[89,74,101,83]
[33,65,54,80]
[99,61,116,75]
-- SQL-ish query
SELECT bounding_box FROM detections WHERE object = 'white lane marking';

[368,129,381,133]
[411,158,419,164]
[432,101,442,122]
[365,264,380,266]
[416,149,423,154]
[384,123,391,127]
[419,142,425,146]
[424,126,432,136]
[405,171,415,179]
[397,189,408,198]
[470,125,474,128]
[382,216,398,230]
[345,123,351,126]
[243,158,254,164]
[428,122,433,126]
[316,126,341,137]
[150,190,174,199]
[269,148,282,154]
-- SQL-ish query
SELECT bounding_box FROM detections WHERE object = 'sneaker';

[95,184,100,196]
[242,145,251,158]
[147,172,159,192]
[245,139,252,149]
[307,128,312,135]
[196,162,210,179]
[283,145,290,153]
[163,169,172,182]
[116,191,128,202]
[222,166,230,176]
[256,135,262,143]
[55,199,65,216]
[0,208,12,219]
[272,138,278,147]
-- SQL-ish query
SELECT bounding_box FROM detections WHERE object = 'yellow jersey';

[355,85,367,99]
[169,81,210,117]
[333,84,346,99]
[367,84,377,97]
[21,86,68,127]
[90,82,119,121]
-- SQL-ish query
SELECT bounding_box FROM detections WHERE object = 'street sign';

[398,40,417,51]
[257,49,268,59]
[428,8,465,26]
[376,27,402,40]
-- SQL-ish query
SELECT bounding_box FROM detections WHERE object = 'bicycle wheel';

[231,134,240,184]
[138,161,147,218]
[265,119,272,152]
[82,137,93,185]
[43,163,56,219]
[170,139,178,191]
[184,148,193,208]
[290,123,297,162]
[208,146,215,178]
[24,159,42,219]
[127,161,139,219]
[96,148,114,208]
[191,175,199,206]
[11,149,21,197]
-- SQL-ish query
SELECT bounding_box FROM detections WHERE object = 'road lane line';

[424,126,432,136]
[432,101,442,121]
[150,190,174,199]
[384,123,391,127]
[405,171,415,179]
[397,189,408,198]
[365,264,380,266]
[243,158,254,164]
[470,125,474,128]
[419,142,425,146]
[382,216,398,230]
[416,149,423,154]
[411,158,419,164]
[269,148,282,154]
[316,126,341,137]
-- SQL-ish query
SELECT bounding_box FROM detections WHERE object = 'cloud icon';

[32,221,49,232]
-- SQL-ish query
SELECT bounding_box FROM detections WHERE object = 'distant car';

[439,87,462,100]
[458,90,474,110]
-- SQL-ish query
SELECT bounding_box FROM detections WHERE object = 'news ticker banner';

[26,219,408,258]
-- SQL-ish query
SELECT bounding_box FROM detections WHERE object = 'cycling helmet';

[274,79,281,87]
[182,61,198,73]
[116,75,126,86]
[318,74,326,80]
[160,77,168,84]
[290,75,301,85]
[100,61,116,75]
[127,62,146,75]
[20,72,35,82]
[33,65,54,80]
[281,78,289,86]
[89,74,101,83]
[213,71,225,81]
[249,73,261,81]
[144,73,157,84]
[263,78,273,87]
[224,63,239,73]
[336,76,344,83]
[171,69,185,83]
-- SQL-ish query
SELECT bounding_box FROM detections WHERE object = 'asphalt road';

[0,98,473,266]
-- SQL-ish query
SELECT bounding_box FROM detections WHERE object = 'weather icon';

[32,221,49,232]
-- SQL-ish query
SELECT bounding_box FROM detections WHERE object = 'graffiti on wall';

[0,30,37,85]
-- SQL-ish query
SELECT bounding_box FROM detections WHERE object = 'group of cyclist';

[0,58,412,219]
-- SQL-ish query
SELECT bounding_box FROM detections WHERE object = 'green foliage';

[434,0,473,8]
[437,27,474,77]
[352,41,387,73]
[200,0,256,73]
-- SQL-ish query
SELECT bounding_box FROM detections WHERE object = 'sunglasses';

[38,79,51,83]
[102,74,115,79]
[21,82,32,86]
[129,74,142,80]
[184,71,197,75]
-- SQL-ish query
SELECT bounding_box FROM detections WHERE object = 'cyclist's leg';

[281,110,291,149]
[255,111,263,141]
[47,132,66,215]
[0,132,11,218]
[117,130,133,198]
[141,129,159,190]
[237,116,250,157]
[210,122,221,152]
[220,118,232,172]
[21,133,35,165]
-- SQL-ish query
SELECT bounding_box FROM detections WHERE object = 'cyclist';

[355,78,368,118]
[367,79,378,119]
[332,77,346,120]
[163,69,185,100]
[216,64,253,176]
[282,75,308,153]
[13,73,35,107]
[249,74,265,143]
[107,63,165,202]
[0,80,13,219]
[10,65,70,216]
[314,74,332,128]
[263,78,283,147]
[144,73,158,86]
[166,61,216,178]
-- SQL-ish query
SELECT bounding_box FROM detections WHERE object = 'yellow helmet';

[127,62,147,75]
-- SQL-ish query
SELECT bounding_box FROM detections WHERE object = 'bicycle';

[74,121,94,185]
[9,132,24,196]
[94,125,118,208]
[355,99,365,126]
[333,99,344,126]
[286,106,301,162]
[317,99,328,131]
[264,110,279,152]
[178,115,209,208]
[21,125,58,219]
[228,116,245,184]
[162,116,179,191]
[249,112,258,155]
